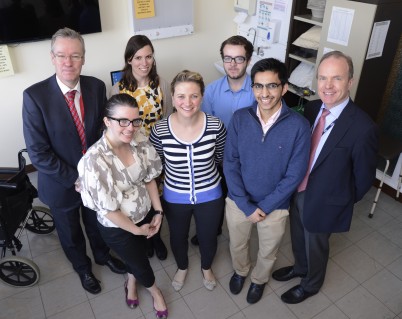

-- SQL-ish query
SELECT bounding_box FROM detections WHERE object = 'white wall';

[0,0,235,166]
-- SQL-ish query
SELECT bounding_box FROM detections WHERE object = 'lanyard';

[322,119,337,135]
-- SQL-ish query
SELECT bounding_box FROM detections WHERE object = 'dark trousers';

[290,191,331,293]
[163,197,224,270]
[50,204,110,275]
[217,165,227,233]
[97,213,155,288]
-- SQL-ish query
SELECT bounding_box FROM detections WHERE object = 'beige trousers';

[225,197,289,284]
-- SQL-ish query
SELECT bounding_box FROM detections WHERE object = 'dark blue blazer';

[23,74,107,208]
[303,99,378,233]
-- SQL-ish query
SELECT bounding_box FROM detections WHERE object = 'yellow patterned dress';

[119,81,163,137]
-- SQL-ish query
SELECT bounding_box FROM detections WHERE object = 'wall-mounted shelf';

[285,0,402,123]
[288,53,316,66]
[294,14,323,26]
[284,0,322,107]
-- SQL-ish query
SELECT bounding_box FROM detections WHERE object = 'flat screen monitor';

[0,0,102,45]
[110,70,123,86]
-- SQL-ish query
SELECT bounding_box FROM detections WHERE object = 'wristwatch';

[154,210,164,216]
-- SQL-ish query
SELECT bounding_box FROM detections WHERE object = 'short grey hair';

[318,50,354,80]
[51,27,85,55]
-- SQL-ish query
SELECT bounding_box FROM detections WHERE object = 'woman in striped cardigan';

[150,70,227,292]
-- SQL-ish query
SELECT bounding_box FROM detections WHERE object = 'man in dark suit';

[272,51,378,304]
[22,28,125,294]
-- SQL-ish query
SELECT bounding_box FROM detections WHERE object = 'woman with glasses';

[77,93,168,318]
[111,34,173,260]
[149,70,227,292]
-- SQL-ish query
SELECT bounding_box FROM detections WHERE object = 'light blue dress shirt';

[311,98,349,170]
[202,75,255,128]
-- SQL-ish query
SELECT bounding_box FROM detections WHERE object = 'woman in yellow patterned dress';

[111,35,173,260]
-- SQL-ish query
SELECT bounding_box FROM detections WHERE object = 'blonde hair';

[170,70,205,96]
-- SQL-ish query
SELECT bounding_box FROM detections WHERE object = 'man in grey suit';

[23,28,125,294]
[272,51,378,304]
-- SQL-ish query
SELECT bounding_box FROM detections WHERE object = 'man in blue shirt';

[191,35,255,246]
[202,35,255,128]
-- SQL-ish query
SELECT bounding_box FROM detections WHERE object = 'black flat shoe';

[281,285,317,304]
[246,282,266,304]
[79,272,101,294]
[100,256,126,274]
[153,236,168,260]
[229,272,246,295]
[272,266,306,282]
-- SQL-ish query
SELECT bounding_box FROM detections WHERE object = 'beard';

[226,67,247,80]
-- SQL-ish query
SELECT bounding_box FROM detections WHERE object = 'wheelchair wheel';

[0,256,40,287]
[25,206,55,234]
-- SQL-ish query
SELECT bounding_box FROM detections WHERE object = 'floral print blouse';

[77,131,162,228]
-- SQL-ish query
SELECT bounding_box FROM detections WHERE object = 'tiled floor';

[1,172,402,319]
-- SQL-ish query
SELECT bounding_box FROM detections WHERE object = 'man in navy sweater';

[224,58,310,304]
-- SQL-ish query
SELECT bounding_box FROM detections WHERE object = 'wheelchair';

[0,149,55,287]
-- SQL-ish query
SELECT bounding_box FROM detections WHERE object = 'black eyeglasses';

[108,117,143,127]
[251,83,282,91]
[222,56,247,64]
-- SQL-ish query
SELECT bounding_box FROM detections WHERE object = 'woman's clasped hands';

[135,214,162,238]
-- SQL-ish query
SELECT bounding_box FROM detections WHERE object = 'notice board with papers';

[128,0,194,40]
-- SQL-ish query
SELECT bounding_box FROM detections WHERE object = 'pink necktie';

[297,108,330,192]
[65,90,87,154]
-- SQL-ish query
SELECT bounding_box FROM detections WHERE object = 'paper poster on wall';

[366,21,390,60]
[0,45,14,78]
[256,1,273,47]
[273,0,287,13]
[327,6,354,46]
[134,0,155,19]
[257,1,272,29]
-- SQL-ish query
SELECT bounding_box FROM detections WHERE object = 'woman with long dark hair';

[110,34,173,260]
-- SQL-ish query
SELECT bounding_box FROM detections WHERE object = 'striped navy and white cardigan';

[149,113,227,204]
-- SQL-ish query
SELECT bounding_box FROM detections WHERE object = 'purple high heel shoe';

[124,280,139,309]
[153,298,168,319]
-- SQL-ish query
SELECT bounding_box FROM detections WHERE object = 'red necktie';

[65,90,87,154]
[297,108,330,192]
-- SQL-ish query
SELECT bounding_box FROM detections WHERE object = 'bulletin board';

[128,0,194,40]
